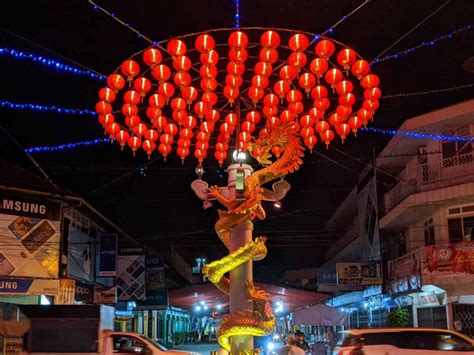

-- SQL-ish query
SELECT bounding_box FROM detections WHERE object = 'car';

[336,328,474,354]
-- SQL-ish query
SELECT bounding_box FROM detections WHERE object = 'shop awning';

[169,283,328,311]
[292,304,349,326]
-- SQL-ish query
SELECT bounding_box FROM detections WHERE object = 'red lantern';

[227,61,245,76]
[201,78,218,92]
[288,52,307,71]
[164,123,179,136]
[286,89,303,104]
[364,87,382,100]
[228,31,248,48]
[300,126,315,138]
[321,129,335,148]
[95,101,112,114]
[115,130,130,149]
[300,115,315,127]
[248,86,264,103]
[98,87,116,102]
[177,146,190,162]
[158,143,172,159]
[336,123,351,142]
[225,75,243,88]
[174,72,192,88]
[273,80,291,100]
[123,90,141,105]
[182,115,198,129]
[348,116,363,133]
[151,115,168,132]
[143,48,162,67]
[361,74,380,89]
[339,93,356,106]
[134,123,148,136]
[200,121,214,133]
[205,109,220,123]
[218,133,231,143]
[202,92,218,107]
[337,49,357,70]
[267,116,281,128]
[299,73,317,94]
[107,73,126,92]
[289,34,309,51]
[194,101,208,118]
[223,86,240,104]
[167,39,187,56]
[279,65,297,82]
[99,113,115,127]
[145,129,159,142]
[194,148,207,162]
[246,111,261,124]
[158,83,175,101]
[252,75,269,89]
[200,64,218,79]
[142,140,156,158]
[127,136,141,155]
[336,80,354,95]
[181,86,198,104]
[178,138,191,148]
[200,50,219,65]
[241,121,255,133]
[173,55,192,72]
[149,94,166,108]
[239,132,251,143]
[160,133,174,145]
[171,98,187,111]
[310,85,328,100]
[313,98,330,111]
[195,34,215,52]
[351,60,370,79]
[310,58,329,79]
[264,94,279,107]
[196,141,209,151]
[308,108,324,121]
[172,110,188,123]
[106,122,120,139]
[261,30,281,48]
[336,105,352,118]
[325,68,344,88]
[329,113,344,126]
[259,48,278,64]
[180,128,194,140]
[255,62,272,77]
[220,123,234,135]
[288,102,304,115]
[357,108,373,125]
[363,99,380,113]
[315,120,330,134]
[315,39,336,59]
[225,113,238,126]
[229,48,249,63]
[280,110,295,123]
[121,59,140,80]
[122,103,138,116]
[304,135,318,151]
[215,151,228,167]
[152,65,171,83]
[125,115,141,128]
[263,106,278,118]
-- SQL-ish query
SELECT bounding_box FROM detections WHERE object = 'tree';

[387,308,410,327]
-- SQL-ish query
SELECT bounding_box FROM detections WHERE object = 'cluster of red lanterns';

[95,29,381,165]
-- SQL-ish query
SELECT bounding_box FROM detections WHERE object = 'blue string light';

[0,100,96,116]
[233,0,240,28]
[0,48,104,80]
[362,127,474,142]
[25,138,109,153]
[372,24,473,64]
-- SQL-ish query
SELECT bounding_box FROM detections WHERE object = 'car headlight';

[272,334,280,340]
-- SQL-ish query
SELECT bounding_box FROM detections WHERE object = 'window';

[442,127,473,167]
[424,218,435,245]
[448,217,474,243]
[192,257,207,274]
[112,335,149,353]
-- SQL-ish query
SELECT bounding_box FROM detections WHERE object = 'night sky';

[1,0,473,282]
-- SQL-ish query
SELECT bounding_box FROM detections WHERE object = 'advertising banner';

[67,226,95,282]
[336,262,382,285]
[94,285,117,304]
[99,234,117,277]
[74,281,94,303]
[388,249,422,294]
[425,241,474,273]
[0,194,61,279]
[0,277,60,295]
[146,253,165,298]
[117,247,145,301]
[139,289,169,309]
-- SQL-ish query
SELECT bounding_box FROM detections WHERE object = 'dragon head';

[249,123,296,166]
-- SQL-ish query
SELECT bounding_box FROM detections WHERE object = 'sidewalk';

[174,341,220,354]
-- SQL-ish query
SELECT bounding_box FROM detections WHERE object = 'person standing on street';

[278,334,305,355]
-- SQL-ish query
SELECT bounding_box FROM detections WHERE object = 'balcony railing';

[384,153,474,212]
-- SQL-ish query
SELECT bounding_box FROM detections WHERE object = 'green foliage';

[172,331,187,344]
[387,308,410,327]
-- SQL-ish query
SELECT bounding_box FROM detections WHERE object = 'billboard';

[387,249,422,294]
[74,281,94,303]
[94,285,117,304]
[0,194,60,278]
[67,226,95,282]
[0,277,60,295]
[99,234,117,276]
[425,241,474,273]
[336,262,383,285]
[117,246,145,301]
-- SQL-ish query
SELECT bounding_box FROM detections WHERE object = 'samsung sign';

[0,194,60,220]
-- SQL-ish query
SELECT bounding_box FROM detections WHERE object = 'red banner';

[426,241,474,274]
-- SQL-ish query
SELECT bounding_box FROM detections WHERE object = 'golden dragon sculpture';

[202,122,305,352]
